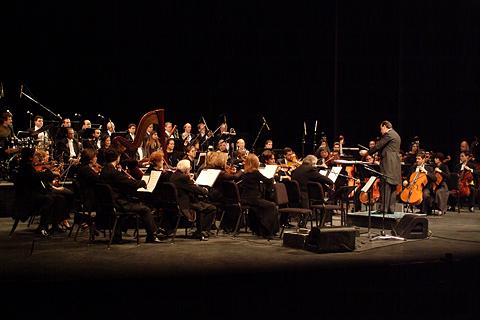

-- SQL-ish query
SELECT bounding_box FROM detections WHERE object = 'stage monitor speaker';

[283,229,309,249]
[305,227,356,253]
[392,214,428,239]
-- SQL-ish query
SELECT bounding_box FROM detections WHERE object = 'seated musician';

[170,159,216,241]
[96,134,111,167]
[14,148,69,236]
[182,145,199,176]
[100,149,162,243]
[54,127,81,165]
[451,151,478,212]
[165,138,181,168]
[433,152,450,215]
[204,151,242,233]
[239,154,278,240]
[77,148,102,213]
[261,149,289,182]
[291,155,334,209]
[315,147,330,168]
[144,130,162,159]
[403,152,437,214]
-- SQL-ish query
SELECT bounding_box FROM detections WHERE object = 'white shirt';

[35,126,48,141]
[67,138,76,158]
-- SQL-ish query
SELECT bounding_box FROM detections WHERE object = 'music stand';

[360,175,378,239]
[361,164,405,241]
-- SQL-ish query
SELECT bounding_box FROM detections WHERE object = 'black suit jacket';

[368,128,402,185]
[169,171,208,210]
[291,164,334,193]
[100,163,146,208]
[55,138,81,163]
[77,164,102,210]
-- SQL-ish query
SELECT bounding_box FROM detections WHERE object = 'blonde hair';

[243,154,260,173]
[176,159,191,173]
[205,151,228,169]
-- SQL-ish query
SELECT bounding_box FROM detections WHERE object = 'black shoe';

[145,236,163,243]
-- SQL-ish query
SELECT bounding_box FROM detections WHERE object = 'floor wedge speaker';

[305,227,356,253]
[392,214,428,239]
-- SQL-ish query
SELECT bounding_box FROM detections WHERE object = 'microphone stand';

[301,122,306,158]
[21,90,62,121]
[251,121,267,153]
[312,120,318,153]
[361,164,404,241]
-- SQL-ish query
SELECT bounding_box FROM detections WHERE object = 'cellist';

[453,151,478,212]
[403,152,436,214]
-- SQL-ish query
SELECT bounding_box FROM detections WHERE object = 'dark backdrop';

[2,0,479,157]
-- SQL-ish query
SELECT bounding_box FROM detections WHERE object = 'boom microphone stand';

[251,117,269,153]
[361,164,405,241]
[20,86,62,121]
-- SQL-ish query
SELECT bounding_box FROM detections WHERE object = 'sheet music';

[319,169,328,176]
[196,153,206,166]
[327,166,342,183]
[259,165,278,179]
[361,176,377,193]
[195,169,221,187]
[137,170,162,192]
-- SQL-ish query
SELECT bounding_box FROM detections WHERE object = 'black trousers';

[380,182,397,213]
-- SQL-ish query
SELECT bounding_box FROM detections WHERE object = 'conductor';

[360,120,401,214]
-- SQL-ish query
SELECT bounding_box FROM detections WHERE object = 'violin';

[90,163,103,174]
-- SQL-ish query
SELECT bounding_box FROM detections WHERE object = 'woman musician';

[432,152,450,215]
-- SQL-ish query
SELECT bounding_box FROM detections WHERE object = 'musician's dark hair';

[380,120,392,129]
[105,149,119,163]
[34,115,43,122]
[434,152,445,161]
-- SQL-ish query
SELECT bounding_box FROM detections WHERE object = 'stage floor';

[1,210,479,318]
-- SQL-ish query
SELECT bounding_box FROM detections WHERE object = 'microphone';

[304,121,307,136]
[19,84,23,98]
[97,114,105,119]
[262,116,270,131]
[74,113,82,117]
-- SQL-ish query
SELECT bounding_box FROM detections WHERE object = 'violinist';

[100,149,162,244]
[77,148,102,213]
[432,152,450,215]
[453,151,478,212]
[291,154,334,209]
[170,159,217,240]
[33,149,73,231]
[315,147,330,169]
[277,147,301,175]
[261,149,289,182]
[238,154,278,239]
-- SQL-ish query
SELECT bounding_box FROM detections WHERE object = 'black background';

[2,0,479,156]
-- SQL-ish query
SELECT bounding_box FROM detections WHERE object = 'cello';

[400,167,429,206]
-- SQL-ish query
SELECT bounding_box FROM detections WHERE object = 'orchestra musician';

[77,148,102,214]
[170,159,216,241]
[261,149,289,182]
[452,151,478,212]
[360,120,402,214]
[291,154,334,209]
[433,152,450,215]
[239,153,278,240]
[100,149,162,244]
[15,147,70,235]
[403,152,437,214]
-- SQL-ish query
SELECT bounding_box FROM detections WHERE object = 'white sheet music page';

[361,176,377,193]
[327,166,342,183]
[319,169,328,176]
[137,170,162,192]
[195,169,221,187]
[259,165,278,179]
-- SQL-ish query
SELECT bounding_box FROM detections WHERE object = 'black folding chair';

[218,180,250,237]
[94,183,140,248]
[273,183,312,238]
